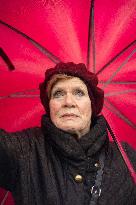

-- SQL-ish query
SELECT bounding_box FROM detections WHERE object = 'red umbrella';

[0,0,136,204]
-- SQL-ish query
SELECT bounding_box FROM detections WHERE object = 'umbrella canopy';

[0,0,136,204]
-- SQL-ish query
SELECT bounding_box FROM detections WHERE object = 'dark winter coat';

[0,115,136,205]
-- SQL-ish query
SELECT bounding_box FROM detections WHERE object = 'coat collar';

[41,115,109,163]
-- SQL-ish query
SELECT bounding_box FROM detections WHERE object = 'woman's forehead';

[52,77,87,90]
[47,74,88,98]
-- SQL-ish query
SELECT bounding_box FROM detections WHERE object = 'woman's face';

[49,77,92,137]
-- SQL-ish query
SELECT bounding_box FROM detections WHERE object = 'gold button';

[94,163,99,168]
[74,174,83,183]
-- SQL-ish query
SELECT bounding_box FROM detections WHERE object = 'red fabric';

[0,0,136,204]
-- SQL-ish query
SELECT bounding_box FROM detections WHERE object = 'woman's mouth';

[61,113,78,118]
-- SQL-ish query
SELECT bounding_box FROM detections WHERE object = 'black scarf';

[41,115,109,166]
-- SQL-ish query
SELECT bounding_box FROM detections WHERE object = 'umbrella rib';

[8,88,38,95]
[105,89,136,96]
[0,191,9,205]
[87,0,96,72]
[0,20,61,64]
[96,40,136,75]
[104,98,136,129]
[102,49,136,89]
[0,94,39,99]
[0,48,15,70]
[0,88,39,99]
[100,81,136,84]
[105,119,136,184]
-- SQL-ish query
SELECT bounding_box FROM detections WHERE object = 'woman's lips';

[61,113,78,118]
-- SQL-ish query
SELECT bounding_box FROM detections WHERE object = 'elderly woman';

[0,62,136,205]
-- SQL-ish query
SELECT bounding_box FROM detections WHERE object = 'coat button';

[94,163,100,168]
[74,175,83,183]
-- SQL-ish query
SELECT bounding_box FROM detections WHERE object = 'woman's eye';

[74,89,85,96]
[52,90,64,98]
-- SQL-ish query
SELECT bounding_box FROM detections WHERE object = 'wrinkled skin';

[49,77,92,138]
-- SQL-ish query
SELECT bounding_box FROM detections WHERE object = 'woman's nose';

[63,93,76,107]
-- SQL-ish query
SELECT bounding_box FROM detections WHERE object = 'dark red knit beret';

[39,62,104,119]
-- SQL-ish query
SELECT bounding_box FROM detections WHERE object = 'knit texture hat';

[39,62,104,119]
